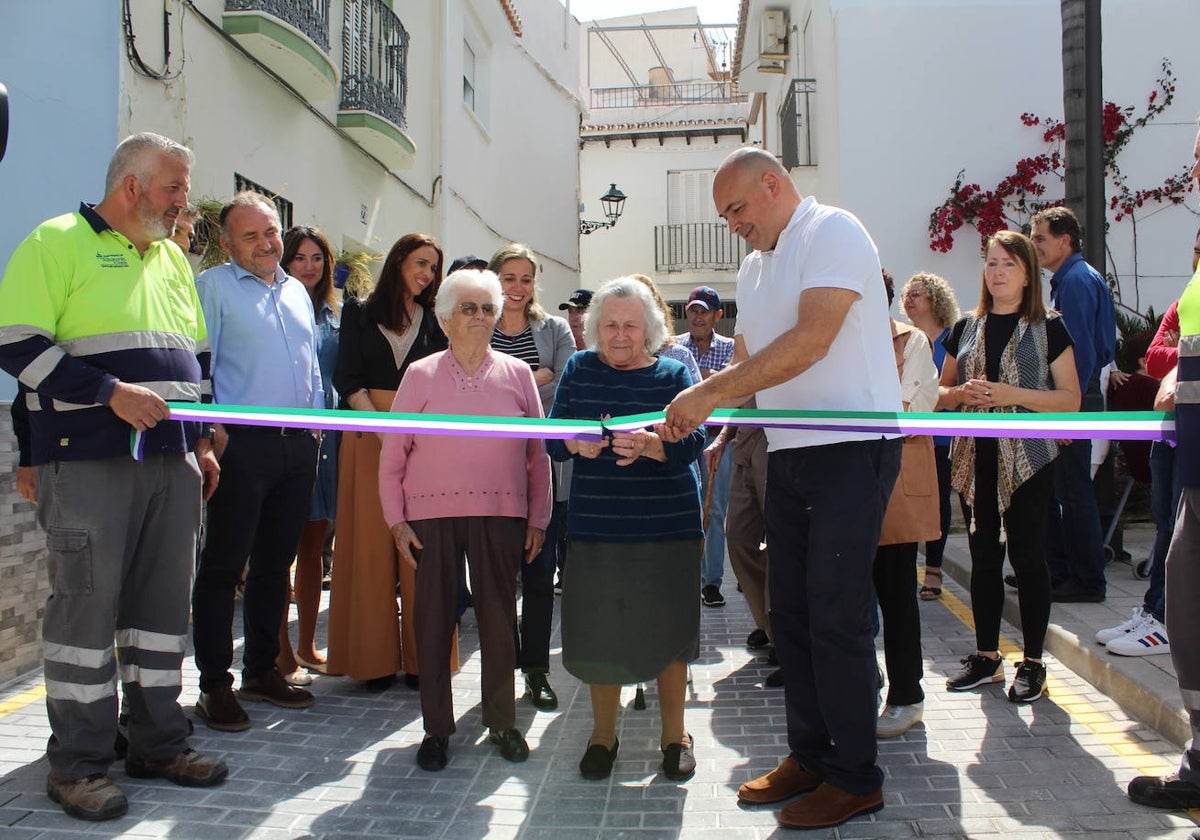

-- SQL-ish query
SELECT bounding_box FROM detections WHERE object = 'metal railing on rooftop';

[591,81,747,110]
[225,0,330,51]
[780,78,817,169]
[340,0,409,128]
[655,222,748,273]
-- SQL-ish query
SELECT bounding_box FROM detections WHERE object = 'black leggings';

[961,456,1056,660]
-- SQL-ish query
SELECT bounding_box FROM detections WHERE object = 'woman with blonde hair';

[900,272,961,600]
[487,243,575,710]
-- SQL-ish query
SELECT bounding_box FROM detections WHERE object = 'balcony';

[591,81,747,110]
[223,0,337,101]
[655,223,748,273]
[337,0,416,171]
[780,78,817,169]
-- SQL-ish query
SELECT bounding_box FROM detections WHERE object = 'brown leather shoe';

[778,782,883,829]
[738,756,823,804]
[195,685,251,732]
[125,748,229,787]
[239,668,315,709]
[46,773,128,821]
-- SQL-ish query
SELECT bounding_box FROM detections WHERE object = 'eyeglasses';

[457,301,498,317]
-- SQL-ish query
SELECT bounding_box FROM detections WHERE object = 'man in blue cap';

[675,285,736,608]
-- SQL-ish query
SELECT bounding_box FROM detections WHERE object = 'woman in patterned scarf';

[936,229,1081,704]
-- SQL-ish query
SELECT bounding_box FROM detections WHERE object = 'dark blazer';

[333,296,448,403]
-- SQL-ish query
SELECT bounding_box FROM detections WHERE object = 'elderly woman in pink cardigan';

[379,268,552,772]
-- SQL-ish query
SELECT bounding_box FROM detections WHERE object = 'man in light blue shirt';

[191,192,323,732]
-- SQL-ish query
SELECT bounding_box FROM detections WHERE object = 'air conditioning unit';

[760,9,788,61]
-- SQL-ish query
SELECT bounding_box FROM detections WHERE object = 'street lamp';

[579,183,627,235]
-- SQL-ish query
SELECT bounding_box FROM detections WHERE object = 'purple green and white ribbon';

[163,402,1174,444]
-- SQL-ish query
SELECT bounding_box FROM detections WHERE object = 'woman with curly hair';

[901,272,961,599]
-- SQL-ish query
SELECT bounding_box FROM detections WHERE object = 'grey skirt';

[561,538,701,685]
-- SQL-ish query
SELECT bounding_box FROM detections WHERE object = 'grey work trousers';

[37,454,200,780]
[1166,487,1200,783]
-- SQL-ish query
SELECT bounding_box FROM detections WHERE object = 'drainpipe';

[438,0,453,247]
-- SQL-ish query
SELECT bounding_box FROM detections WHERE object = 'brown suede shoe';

[737,756,823,804]
[46,773,128,821]
[239,668,315,709]
[125,748,229,787]
[195,685,251,732]
[778,782,883,829]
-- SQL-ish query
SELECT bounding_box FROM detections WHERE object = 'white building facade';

[0,0,582,683]
[734,0,1200,320]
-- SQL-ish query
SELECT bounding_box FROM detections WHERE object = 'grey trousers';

[727,433,770,639]
[37,455,200,779]
[1166,486,1200,783]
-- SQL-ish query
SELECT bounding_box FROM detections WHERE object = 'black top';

[944,311,1072,377]
[332,296,448,403]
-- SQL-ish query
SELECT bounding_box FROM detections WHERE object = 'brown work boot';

[195,685,251,732]
[239,668,315,709]
[778,782,883,829]
[46,773,128,821]
[125,748,229,787]
[737,756,822,804]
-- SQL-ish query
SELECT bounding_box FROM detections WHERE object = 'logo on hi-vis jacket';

[97,252,129,269]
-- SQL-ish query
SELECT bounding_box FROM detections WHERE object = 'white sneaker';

[1106,617,1170,656]
[1095,607,1147,645]
[876,702,923,738]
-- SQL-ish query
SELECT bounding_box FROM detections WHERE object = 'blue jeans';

[1046,438,1106,595]
[1146,441,1182,622]
[699,434,733,589]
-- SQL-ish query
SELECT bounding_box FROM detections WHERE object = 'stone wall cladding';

[0,402,48,684]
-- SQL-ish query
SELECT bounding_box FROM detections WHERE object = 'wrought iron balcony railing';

[655,222,748,273]
[340,0,409,128]
[591,81,747,110]
[225,0,330,51]
[780,78,817,169]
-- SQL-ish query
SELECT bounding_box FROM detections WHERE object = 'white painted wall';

[580,136,746,301]
[447,0,584,307]
[738,0,1200,322]
[0,1,121,400]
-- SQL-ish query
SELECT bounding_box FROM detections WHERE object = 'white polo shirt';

[734,196,902,451]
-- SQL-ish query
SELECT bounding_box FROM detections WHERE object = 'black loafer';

[579,738,619,780]
[746,629,770,650]
[525,672,558,710]
[489,728,530,762]
[662,735,696,782]
[417,735,448,771]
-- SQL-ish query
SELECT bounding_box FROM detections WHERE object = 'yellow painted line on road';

[0,684,45,717]
[938,578,1175,777]
[940,574,1200,827]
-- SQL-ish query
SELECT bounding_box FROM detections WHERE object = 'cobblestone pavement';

[2,538,1199,839]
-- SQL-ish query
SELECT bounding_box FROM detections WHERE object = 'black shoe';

[364,674,396,693]
[1007,660,1047,703]
[945,653,1004,691]
[417,735,448,771]
[579,738,619,780]
[1004,573,1019,589]
[662,735,696,782]
[489,728,530,762]
[765,647,779,667]
[701,584,725,607]
[1128,772,1200,809]
[525,672,558,710]
[403,673,420,691]
[1051,581,1105,603]
[746,629,770,650]
[765,668,784,688]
